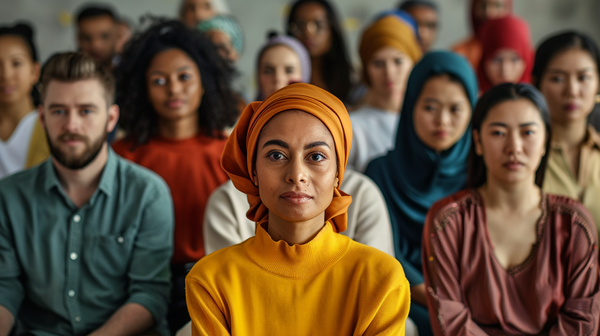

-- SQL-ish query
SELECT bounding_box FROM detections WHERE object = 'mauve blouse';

[423,189,600,336]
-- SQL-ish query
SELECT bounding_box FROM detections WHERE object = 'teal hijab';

[365,51,478,286]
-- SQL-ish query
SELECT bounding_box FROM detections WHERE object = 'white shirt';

[0,110,38,179]
[347,105,400,173]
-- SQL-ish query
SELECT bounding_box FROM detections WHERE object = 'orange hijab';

[221,83,353,232]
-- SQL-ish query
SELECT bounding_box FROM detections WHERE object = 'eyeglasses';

[289,20,329,36]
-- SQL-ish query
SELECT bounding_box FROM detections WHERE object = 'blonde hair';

[40,52,115,104]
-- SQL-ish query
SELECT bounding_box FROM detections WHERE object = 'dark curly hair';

[115,18,239,146]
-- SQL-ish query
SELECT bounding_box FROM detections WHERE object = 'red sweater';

[113,135,229,264]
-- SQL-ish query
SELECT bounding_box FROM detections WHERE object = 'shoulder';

[114,154,170,197]
[547,194,597,245]
[0,163,45,195]
[345,240,407,285]
[426,189,478,231]
[111,138,137,157]
[188,242,247,281]
[206,180,246,212]
[340,170,379,195]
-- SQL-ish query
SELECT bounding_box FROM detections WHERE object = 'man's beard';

[47,129,108,170]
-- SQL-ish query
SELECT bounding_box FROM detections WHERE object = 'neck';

[478,175,541,212]
[0,98,35,140]
[157,113,199,140]
[364,89,403,113]
[551,118,588,148]
[53,143,109,208]
[266,211,326,245]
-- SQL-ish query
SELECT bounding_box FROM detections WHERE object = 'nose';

[438,110,451,126]
[167,77,183,94]
[505,131,523,155]
[565,76,579,98]
[64,110,82,132]
[285,156,308,185]
[275,69,287,91]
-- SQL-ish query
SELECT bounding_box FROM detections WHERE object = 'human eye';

[372,60,384,68]
[424,104,436,112]
[151,77,166,86]
[394,58,403,65]
[81,108,94,115]
[451,106,462,113]
[285,66,295,74]
[549,76,563,83]
[12,60,22,67]
[180,73,191,81]
[308,152,327,162]
[267,151,286,161]
[52,109,66,115]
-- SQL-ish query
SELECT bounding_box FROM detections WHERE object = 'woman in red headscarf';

[185,83,411,335]
[452,0,512,69]
[476,16,534,93]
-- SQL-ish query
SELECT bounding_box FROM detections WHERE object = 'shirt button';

[68,290,75,297]
[70,252,78,261]
[73,215,81,223]
[117,237,124,243]
[75,316,81,322]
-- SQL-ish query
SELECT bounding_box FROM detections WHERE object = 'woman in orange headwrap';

[185,83,410,335]
[349,13,422,172]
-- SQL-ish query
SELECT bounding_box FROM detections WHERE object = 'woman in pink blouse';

[423,82,600,335]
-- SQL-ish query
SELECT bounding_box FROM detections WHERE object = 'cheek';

[147,86,165,108]
[485,62,500,80]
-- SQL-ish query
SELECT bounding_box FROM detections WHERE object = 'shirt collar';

[550,125,600,151]
[43,146,117,198]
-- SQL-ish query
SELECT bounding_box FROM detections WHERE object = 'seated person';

[75,5,119,70]
[398,0,439,52]
[0,52,173,336]
[0,23,48,179]
[179,0,230,28]
[477,15,533,93]
[112,20,239,334]
[365,51,478,336]
[423,83,600,335]
[186,83,411,334]
[348,13,422,172]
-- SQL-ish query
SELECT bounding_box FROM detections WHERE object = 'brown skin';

[181,0,215,28]
[146,48,203,140]
[254,110,339,246]
[364,46,413,113]
[404,5,438,52]
[77,15,118,68]
[473,99,546,271]
[0,35,40,141]
[205,30,239,63]
[413,75,472,152]
[473,0,511,21]
[258,45,303,98]
[484,49,526,86]
[115,21,132,54]
[290,2,332,90]
[539,49,600,180]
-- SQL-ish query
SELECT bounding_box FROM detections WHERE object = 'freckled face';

[254,110,338,223]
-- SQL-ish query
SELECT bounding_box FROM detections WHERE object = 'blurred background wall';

[1,0,599,96]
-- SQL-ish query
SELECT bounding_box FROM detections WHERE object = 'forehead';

[0,35,31,57]
[294,2,328,20]
[371,46,408,59]
[44,79,107,107]
[484,99,541,125]
[547,48,598,72]
[206,30,231,45]
[78,15,115,33]
[147,48,198,73]
[420,75,468,100]
[259,110,334,143]
[261,45,299,63]
[406,6,438,19]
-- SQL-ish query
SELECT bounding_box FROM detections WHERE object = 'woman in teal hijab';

[365,51,478,336]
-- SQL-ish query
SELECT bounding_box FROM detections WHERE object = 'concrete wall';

[1,0,598,97]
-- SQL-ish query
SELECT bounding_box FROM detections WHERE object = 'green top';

[0,148,174,336]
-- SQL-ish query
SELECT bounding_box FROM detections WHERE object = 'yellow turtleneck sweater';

[185,221,410,335]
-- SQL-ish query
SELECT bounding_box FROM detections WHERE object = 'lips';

[0,86,15,95]
[166,99,185,108]
[280,191,313,205]
[563,103,578,111]
[503,161,524,170]
[434,130,448,138]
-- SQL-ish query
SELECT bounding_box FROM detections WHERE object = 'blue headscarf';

[365,51,478,286]
[374,9,419,40]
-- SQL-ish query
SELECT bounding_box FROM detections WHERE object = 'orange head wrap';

[359,15,423,83]
[221,83,353,233]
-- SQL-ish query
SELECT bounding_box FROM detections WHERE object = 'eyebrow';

[547,67,595,74]
[47,103,99,109]
[423,98,464,105]
[148,65,192,76]
[261,140,331,150]
[487,122,540,127]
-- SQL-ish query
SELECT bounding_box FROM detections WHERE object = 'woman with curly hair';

[111,19,239,333]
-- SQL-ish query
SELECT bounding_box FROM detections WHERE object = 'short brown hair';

[40,52,115,105]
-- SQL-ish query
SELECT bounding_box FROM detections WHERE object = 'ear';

[107,104,120,133]
[38,105,46,128]
[252,168,259,187]
[31,62,41,84]
[334,175,339,188]
[473,129,483,156]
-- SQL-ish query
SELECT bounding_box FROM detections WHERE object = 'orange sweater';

[186,221,411,335]
[112,135,228,264]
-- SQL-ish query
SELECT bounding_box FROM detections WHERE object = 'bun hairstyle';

[0,22,39,62]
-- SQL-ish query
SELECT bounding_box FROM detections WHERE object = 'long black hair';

[286,0,354,103]
[0,22,40,105]
[468,83,552,189]
[532,31,600,89]
[115,18,239,147]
